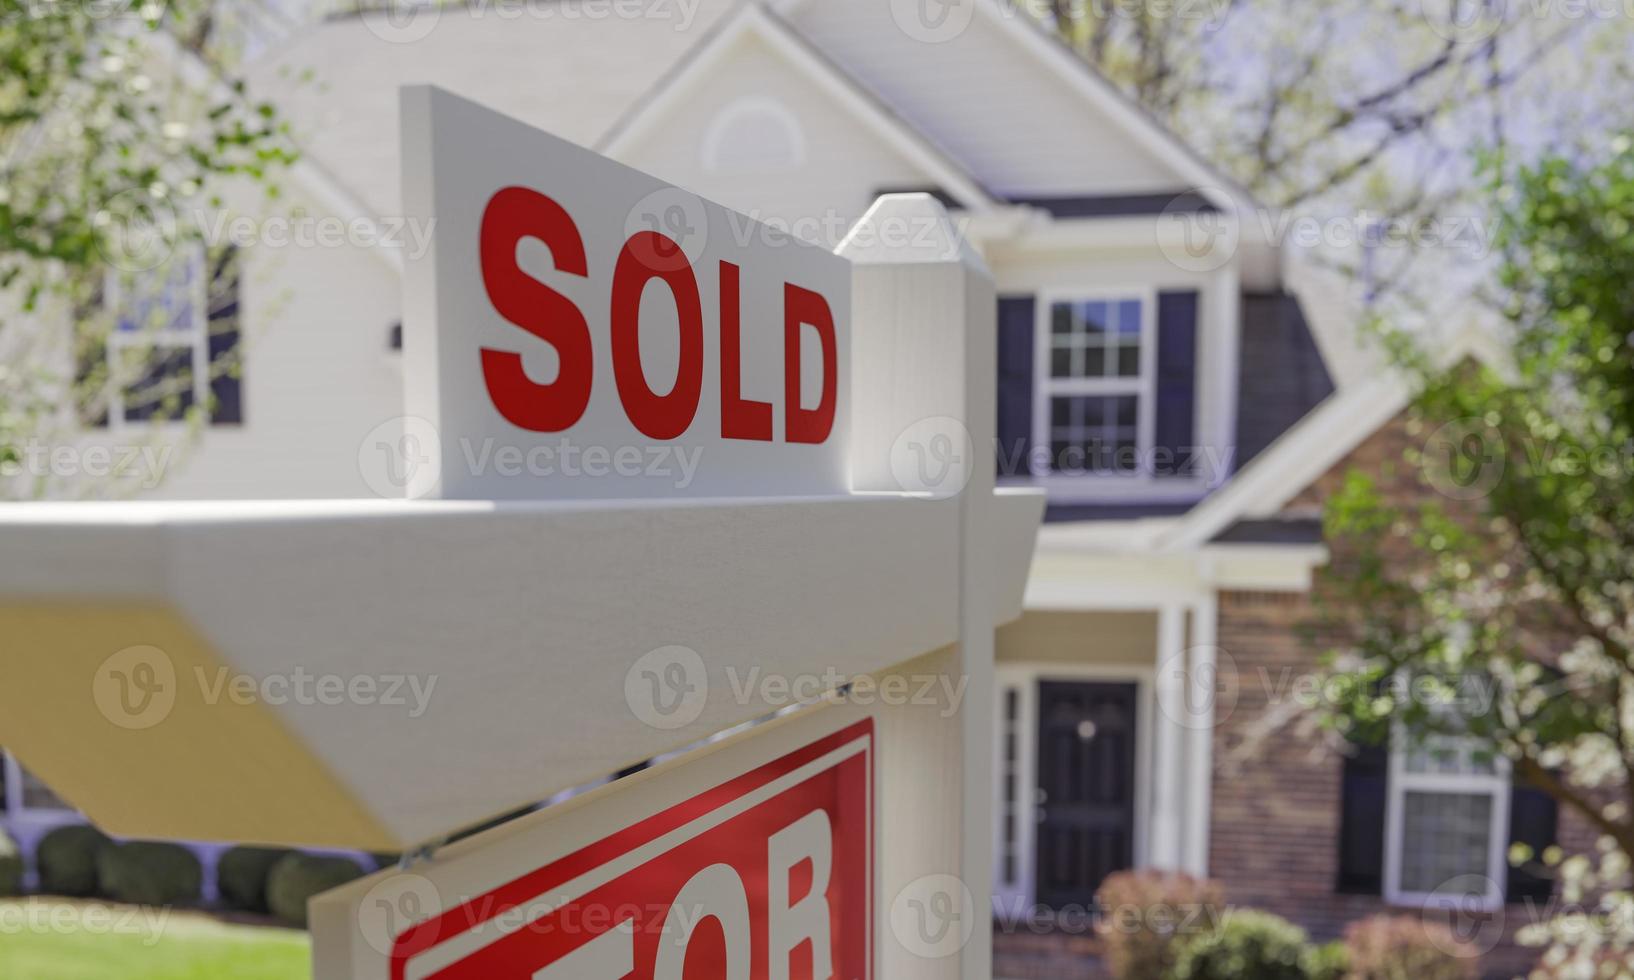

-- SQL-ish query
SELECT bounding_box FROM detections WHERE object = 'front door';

[1034,680,1138,909]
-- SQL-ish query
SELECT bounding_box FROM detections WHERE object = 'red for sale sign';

[385,720,873,979]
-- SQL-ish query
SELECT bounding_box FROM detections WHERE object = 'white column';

[1184,596,1218,877]
[840,194,996,980]
[1151,603,1187,870]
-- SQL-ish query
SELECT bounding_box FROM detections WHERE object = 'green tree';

[1320,140,1634,969]
[0,0,293,496]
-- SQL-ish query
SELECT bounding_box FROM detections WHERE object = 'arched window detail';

[701,97,806,175]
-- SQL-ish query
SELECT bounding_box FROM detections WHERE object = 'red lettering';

[478,187,593,432]
[783,284,837,445]
[611,233,705,441]
[718,262,773,442]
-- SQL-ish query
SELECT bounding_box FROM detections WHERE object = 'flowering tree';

[0,0,293,496]
[1321,141,1634,973]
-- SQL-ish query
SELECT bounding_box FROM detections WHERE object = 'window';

[1384,734,1511,911]
[1032,293,1153,477]
[82,246,242,429]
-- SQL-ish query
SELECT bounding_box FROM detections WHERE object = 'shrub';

[1305,940,1351,980]
[1094,870,1225,980]
[0,827,22,897]
[1344,915,1477,980]
[217,846,291,913]
[36,825,112,897]
[266,853,365,928]
[1170,909,1311,980]
[97,841,203,907]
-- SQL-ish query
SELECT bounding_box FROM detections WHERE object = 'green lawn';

[0,900,310,980]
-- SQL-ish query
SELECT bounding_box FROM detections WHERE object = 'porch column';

[1151,603,1187,869]
[1183,595,1217,877]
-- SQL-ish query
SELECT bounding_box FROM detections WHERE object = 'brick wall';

[1210,414,1599,979]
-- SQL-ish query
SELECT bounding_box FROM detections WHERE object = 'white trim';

[1183,596,1216,876]
[597,5,996,212]
[993,662,1155,910]
[1382,734,1511,912]
[1150,603,1185,869]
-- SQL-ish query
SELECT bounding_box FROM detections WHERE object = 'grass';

[0,900,310,980]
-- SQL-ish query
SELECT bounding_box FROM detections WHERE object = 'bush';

[217,846,291,913]
[1094,870,1225,980]
[1170,909,1311,980]
[97,841,202,907]
[1305,940,1350,980]
[36,825,112,897]
[1343,915,1476,980]
[0,827,22,897]
[266,853,365,927]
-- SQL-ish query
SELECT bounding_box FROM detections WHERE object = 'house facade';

[5,0,1576,975]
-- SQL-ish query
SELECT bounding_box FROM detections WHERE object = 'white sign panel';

[400,86,851,500]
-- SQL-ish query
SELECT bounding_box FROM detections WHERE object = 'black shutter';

[996,296,1036,478]
[1154,291,1198,478]
[207,247,243,426]
[1506,782,1558,903]
[1337,741,1389,894]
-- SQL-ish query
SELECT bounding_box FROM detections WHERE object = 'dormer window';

[1033,291,1154,477]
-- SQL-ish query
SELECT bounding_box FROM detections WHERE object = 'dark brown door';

[1034,681,1138,909]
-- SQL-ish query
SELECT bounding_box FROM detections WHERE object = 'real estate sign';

[399,86,851,500]
[314,718,873,980]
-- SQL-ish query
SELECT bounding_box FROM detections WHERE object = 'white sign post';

[0,87,1042,979]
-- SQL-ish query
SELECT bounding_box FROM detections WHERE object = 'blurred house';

[5,0,1574,974]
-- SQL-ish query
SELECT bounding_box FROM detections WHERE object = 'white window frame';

[1031,287,1208,503]
[101,246,212,432]
[1383,731,1512,912]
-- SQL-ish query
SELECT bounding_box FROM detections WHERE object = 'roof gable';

[776,0,1255,209]
[600,4,997,215]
